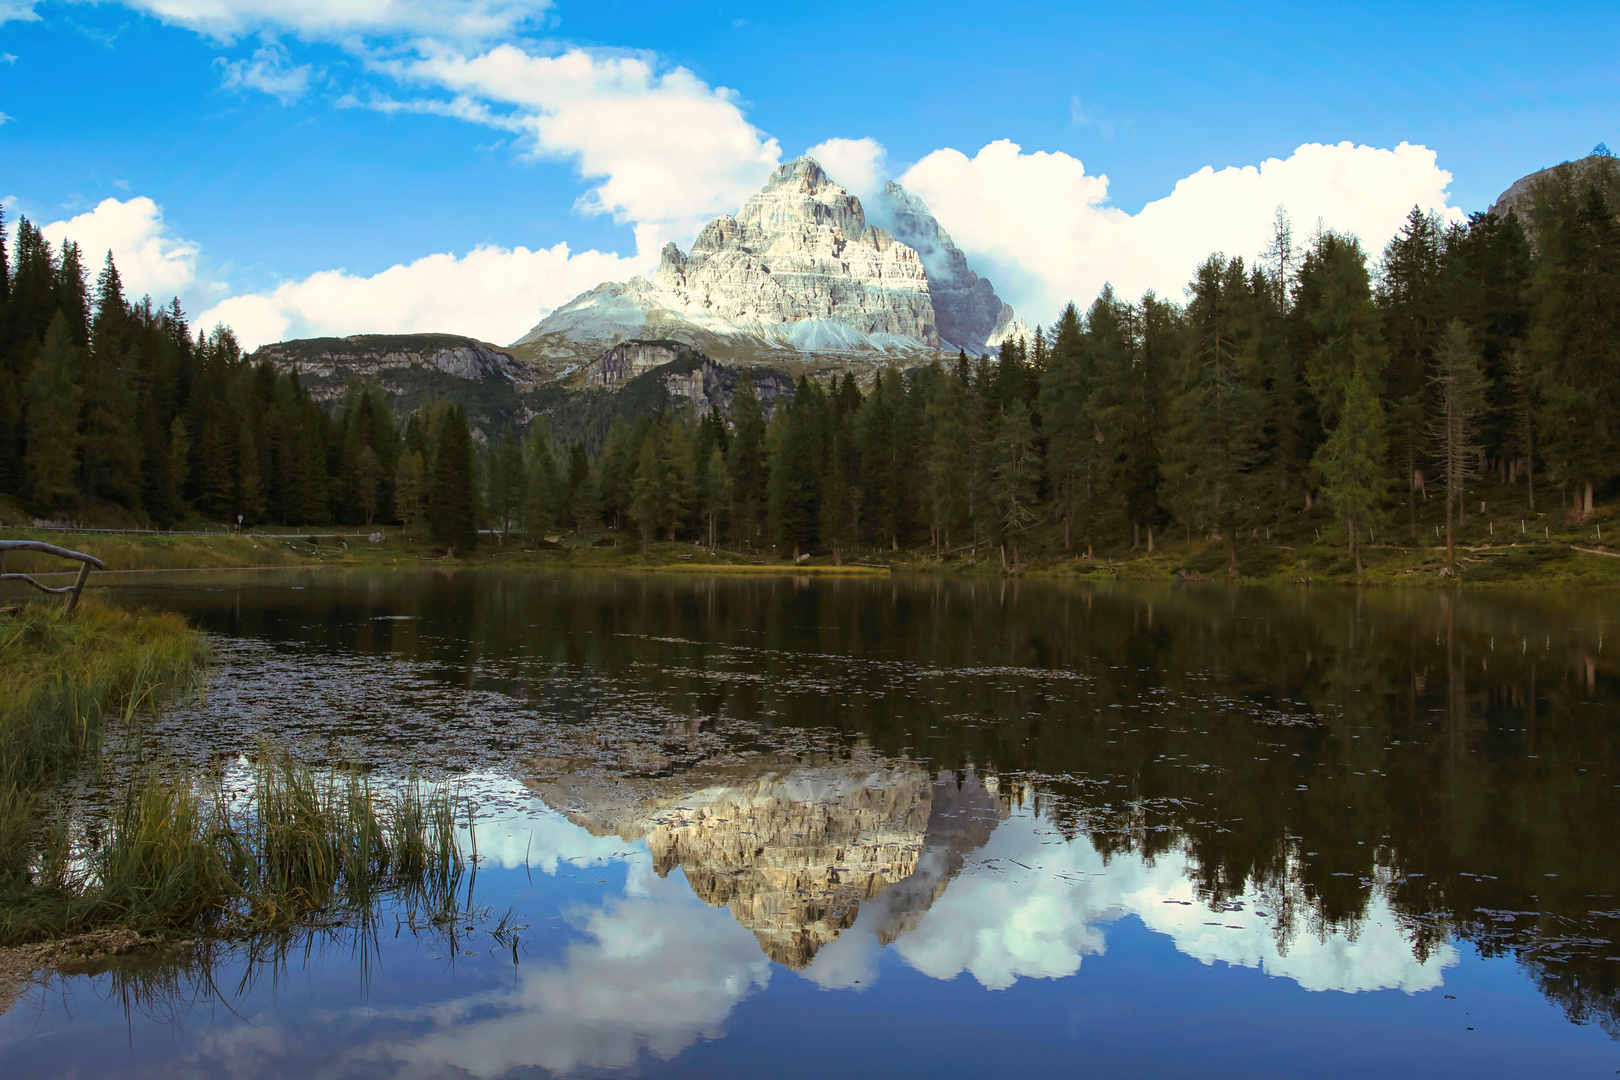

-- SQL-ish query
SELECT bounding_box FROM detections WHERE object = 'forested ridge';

[2,150,1617,572]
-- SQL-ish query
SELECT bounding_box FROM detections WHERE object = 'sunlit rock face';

[510,157,1029,375]
[525,743,1007,968]
[654,159,938,348]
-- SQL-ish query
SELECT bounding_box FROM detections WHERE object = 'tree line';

[1,150,1615,569]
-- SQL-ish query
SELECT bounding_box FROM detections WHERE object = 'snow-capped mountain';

[510,158,1028,376]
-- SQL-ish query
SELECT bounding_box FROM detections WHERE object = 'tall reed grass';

[0,751,470,943]
[0,599,205,885]
[0,599,473,947]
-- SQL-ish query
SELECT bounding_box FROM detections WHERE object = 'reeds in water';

[1,599,474,946]
[1,750,471,944]
[0,599,205,884]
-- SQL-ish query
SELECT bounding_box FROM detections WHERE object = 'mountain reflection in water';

[5,570,1619,1077]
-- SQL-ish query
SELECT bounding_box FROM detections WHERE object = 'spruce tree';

[1168,255,1266,573]
[564,442,596,535]
[23,312,84,516]
[523,421,561,541]
[1314,365,1389,573]
[727,373,769,548]
[990,399,1039,569]
[1039,301,1089,549]
[428,405,477,553]
[1430,322,1488,574]
[1530,171,1620,518]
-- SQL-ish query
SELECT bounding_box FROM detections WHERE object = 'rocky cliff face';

[588,340,793,420]
[651,159,937,346]
[511,157,1029,377]
[248,333,533,442]
[252,334,527,396]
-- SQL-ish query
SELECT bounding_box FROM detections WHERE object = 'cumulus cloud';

[216,41,312,102]
[0,1,36,24]
[364,865,772,1077]
[198,239,649,350]
[806,136,888,204]
[40,196,208,302]
[886,810,1456,995]
[379,45,781,254]
[898,139,1464,323]
[92,0,552,42]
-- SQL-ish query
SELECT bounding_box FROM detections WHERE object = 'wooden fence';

[0,540,106,615]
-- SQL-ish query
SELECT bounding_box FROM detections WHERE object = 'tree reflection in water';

[22,571,1620,1051]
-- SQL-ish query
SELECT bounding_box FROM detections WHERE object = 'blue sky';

[1,0,1614,347]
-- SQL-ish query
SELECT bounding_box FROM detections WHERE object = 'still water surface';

[4,570,1619,1077]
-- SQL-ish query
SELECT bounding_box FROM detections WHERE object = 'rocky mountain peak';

[510,156,1030,374]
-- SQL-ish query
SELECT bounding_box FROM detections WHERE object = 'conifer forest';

[2,154,1616,572]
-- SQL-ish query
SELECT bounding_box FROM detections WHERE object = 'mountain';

[1489,150,1620,226]
[251,331,794,451]
[248,333,533,441]
[510,157,1028,377]
[875,180,1022,353]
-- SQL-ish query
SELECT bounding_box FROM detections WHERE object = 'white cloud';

[40,196,206,302]
[0,2,35,25]
[216,41,312,102]
[379,44,781,253]
[365,865,772,1078]
[898,139,1464,323]
[884,809,1455,995]
[97,0,552,42]
[198,239,650,350]
[806,136,888,204]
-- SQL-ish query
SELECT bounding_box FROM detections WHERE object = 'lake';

[3,569,1618,1078]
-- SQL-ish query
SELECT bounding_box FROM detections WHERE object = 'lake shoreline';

[5,526,1620,588]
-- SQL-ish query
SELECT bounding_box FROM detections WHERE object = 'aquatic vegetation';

[0,598,206,789]
[0,599,471,946]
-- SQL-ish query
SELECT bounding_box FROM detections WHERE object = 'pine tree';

[727,373,769,548]
[428,405,477,553]
[236,420,267,526]
[523,422,561,541]
[484,430,524,535]
[820,426,857,564]
[769,377,823,558]
[80,252,142,511]
[1039,301,1089,549]
[990,399,1040,569]
[1314,365,1388,573]
[922,364,967,555]
[1430,322,1488,574]
[1529,169,1620,518]
[1168,255,1266,573]
[23,312,83,516]
[395,451,427,537]
[563,442,596,535]
[354,445,383,527]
